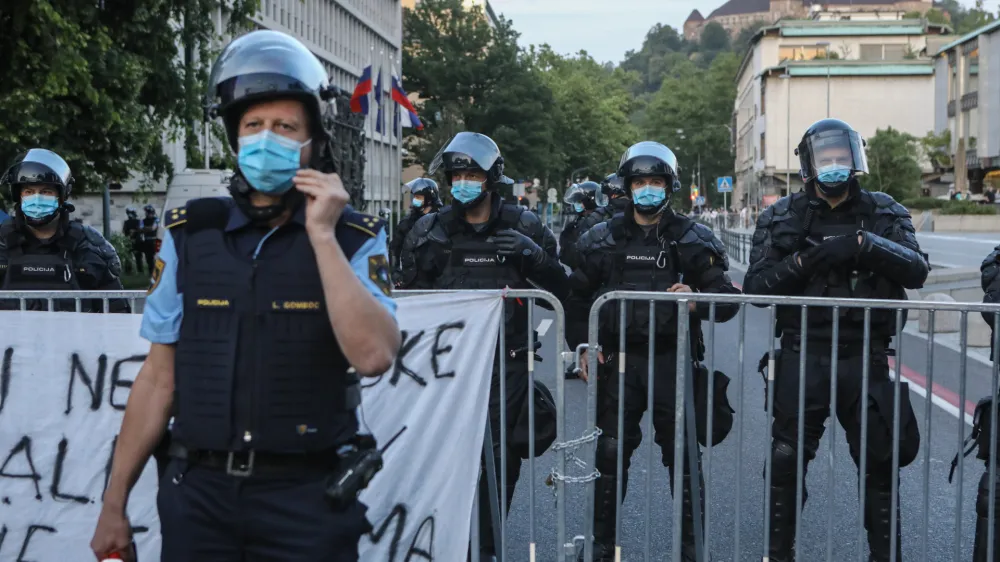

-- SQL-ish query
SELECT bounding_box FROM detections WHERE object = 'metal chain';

[547,428,602,488]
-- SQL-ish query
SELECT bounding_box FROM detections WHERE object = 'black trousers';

[158,459,371,561]
[767,343,901,561]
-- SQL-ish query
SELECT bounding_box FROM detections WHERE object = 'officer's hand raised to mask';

[292,169,349,239]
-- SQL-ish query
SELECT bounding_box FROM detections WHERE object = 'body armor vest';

[599,217,682,346]
[431,205,532,344]
[0,223,83,311]
[779,199,903,341]
[140,217,158,242]
[171,199,357,454]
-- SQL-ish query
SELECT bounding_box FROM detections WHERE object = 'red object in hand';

[101,554,124,561]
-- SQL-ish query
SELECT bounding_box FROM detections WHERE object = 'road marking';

[889,358,974,426]
[930,261,965,269]
[902,324,993,368]
[537,318,552,337]
[918,234,1000,244]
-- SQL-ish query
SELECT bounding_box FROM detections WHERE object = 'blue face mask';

[573,202,585,213]
[451,179,484,204]
[632,186,666,208]
[21,194,60,220]
[412,198,423,208]
[817,165,851,186]
[237,130,311,194]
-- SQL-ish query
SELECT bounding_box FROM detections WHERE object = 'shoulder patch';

[344,212,385,238]
[164,206,188,229]
[368,254,392,296]
[148,256,166,295]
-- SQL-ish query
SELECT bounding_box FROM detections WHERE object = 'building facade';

[88,0,403,234]
[934,20,1000,196]
[733,18,950,208]
[685,0,934,41]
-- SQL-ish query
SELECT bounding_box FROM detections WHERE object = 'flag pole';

[396,52,404,227]
[379,48,390,229]
[365,45,374,216]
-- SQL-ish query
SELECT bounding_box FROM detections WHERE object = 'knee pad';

[770,440,798,481]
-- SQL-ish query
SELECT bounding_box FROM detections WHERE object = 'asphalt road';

[492,268,987,562]
[916,232,1000,269]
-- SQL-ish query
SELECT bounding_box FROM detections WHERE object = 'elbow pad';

[857,232,929,289]
[745,253,803,295]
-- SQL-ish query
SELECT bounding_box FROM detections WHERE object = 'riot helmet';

[1,149,74,227]
[601,173,625,198]
[618,141,681,216]
[206,30,336,222]
[796,118,868,199]
[144,204,156,216]
[126,206,138,219]
[429,132,507,210]
[406,177,441,211]
[563,181,606,214]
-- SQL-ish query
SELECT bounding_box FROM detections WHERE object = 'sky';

[489,0,1000,65]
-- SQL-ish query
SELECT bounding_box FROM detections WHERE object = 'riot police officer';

[122,207,144,273]
[559,181,604,266]
[389,177,440,273]
[91,30,400,562]
[743,118,928,562]
[973,250,1000,561]
[569,141,739,562]
[138,204,159,272]
[398,131,567,561]
[0,149,129,313]
[573,173,629,237]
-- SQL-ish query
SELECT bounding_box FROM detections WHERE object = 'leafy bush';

[900,197,947,210]
[109,233,139,274]
[939,201,997,215]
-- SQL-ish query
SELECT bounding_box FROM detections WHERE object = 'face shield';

[428,132,501,177]
[799,129,868,182]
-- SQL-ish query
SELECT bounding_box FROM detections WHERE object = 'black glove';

[494,228,545,268]
[798,233,860,273]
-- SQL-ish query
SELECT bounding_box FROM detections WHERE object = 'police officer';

[973,250,1000,561]
[559,181,604,266]
[0,198,8,223]
[569,141,739,561]
[122,207,144,273]
[743,119,928,562]
[0,149,130,313]
[90,30,400,562]
[389,177,441,273]
[398,131,567,561]
[138,204,159,272]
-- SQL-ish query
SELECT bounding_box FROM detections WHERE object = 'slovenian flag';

[350,65,372,114]
[374,67,384,134]
[391,73,423,130]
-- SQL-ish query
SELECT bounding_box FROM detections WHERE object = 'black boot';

[577,471,623,562]
[863,474,902,562]
[767,440,802,562]
[669,462,709,562]
[974,468,1000,562]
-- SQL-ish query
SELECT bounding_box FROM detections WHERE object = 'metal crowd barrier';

[10,289,1000,562]
[717,229,753,265]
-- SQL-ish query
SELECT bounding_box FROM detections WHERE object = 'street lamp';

[816,41,832,118]
[780,71,792,197]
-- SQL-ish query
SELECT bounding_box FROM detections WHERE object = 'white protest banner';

[359,292,499,562]
[0,291,500,561]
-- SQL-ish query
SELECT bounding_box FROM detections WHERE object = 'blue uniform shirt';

[141,202,397,344]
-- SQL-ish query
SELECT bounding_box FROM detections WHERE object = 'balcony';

[948,99,956,117]
[961,91,979,111]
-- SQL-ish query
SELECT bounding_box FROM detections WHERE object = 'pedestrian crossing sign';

[717,177,733,193]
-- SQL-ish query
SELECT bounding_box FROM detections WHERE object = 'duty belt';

[168,441,340,478]
[780,334,891,357]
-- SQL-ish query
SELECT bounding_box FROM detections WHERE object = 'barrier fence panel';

[581,291,1000,562]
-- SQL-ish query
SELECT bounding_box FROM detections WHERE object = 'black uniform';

[139,208,159,273]
[562,196,629,270]
[973,248,1000,561]
[744,190,927,561]
[123,209,143,273]
[570,142,739,562]
[390,210,421,274]
[399,193,566,556]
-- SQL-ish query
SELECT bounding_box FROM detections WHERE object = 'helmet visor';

[7,149,71,187]
[618,142,679,180]
[428,132,501,175]
[801,129,868,179]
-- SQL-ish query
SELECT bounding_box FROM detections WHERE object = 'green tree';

[921,129,953,169]
[643,53,739,209]
[861,127,922,201]
[734,21,769,55]
[402,0,557,181]
[533,46,639,185]
[937,0,997,34]
[620,24,690,93]
[0,0,256,193]
[698,22,731,66]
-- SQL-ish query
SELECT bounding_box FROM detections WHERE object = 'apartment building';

[733,17,950,208]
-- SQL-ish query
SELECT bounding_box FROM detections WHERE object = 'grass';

[121,272,151,290]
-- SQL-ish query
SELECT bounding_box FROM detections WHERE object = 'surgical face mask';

[816,164,852,197]
[237,130,311,194]
[412,197,424,208]
[632,186,666,209]
[451,179,484,204]
[573,202,585,213]
[21,194,60,220]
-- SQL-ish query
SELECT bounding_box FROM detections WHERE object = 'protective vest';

[0,222,83,311]
[600,215,683,346]
[779,197,903,341]
[171,198,363,454]
[140,217,158,242]
[431,205,532,343]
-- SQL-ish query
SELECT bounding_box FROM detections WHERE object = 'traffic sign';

[695,196,706,206]
[717,176,733,193]
[547,188,557,198]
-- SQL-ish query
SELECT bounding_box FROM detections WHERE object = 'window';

[760,78,767,116]
[884,45,906,61]
[760,133,766,162]
[779,45,830,62]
